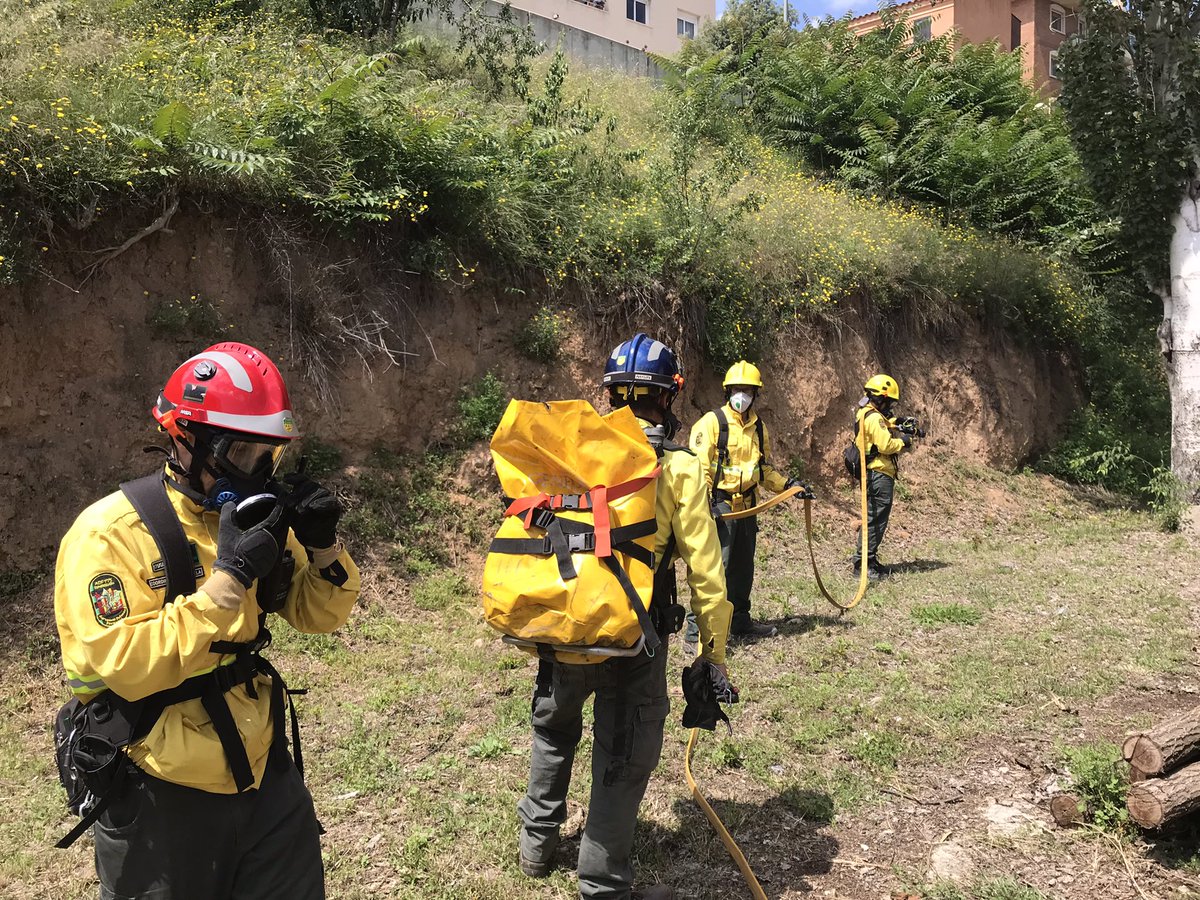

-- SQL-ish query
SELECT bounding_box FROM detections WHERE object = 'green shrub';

[1147,466,1186,532]
[515,308,564,363]
[299,438,344,479]
[454,372,507,446]
[1062,742,1131,833]
[466,733,509,759]
[147,296,221,337]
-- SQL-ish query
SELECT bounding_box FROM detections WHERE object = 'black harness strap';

[714,408,765,486]
[54,752,132,849]
[120,474,197,600]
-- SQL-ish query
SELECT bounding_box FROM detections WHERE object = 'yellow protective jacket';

[639,419,732,665]
[689,404,789,512]
[856,404,908,479]
[54,478,360,793]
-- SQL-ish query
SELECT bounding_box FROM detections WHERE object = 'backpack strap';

[119,474,197,602]
[714,408,730,469]
[755,417,765,466]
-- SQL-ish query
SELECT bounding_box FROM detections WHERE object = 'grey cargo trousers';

[93,756,323,899]
[851,469,895,566]
[518,649,670,899]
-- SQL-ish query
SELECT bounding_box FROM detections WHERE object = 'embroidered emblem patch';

[89,573,129,627]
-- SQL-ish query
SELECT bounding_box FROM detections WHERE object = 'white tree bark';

[1167,171,1200,491]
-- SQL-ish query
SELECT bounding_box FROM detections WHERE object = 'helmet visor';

[214,437,288,480]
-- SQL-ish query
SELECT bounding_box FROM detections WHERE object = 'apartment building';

[847,0,1080,94]
[507,0,715,56]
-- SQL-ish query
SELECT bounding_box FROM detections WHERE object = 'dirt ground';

[4,446,1200,900]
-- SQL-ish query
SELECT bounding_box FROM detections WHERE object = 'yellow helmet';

[723,360,763,388]
[864,373,900,401]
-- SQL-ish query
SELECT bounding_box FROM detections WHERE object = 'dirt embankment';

[0,214,1080,569]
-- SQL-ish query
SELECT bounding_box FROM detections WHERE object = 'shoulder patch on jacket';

[89,573,129,627]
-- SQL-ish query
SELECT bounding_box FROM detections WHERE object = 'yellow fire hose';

[719,437,872,613]
[687,435,873,896]
[684,727,769,900]
[804,434,871,612]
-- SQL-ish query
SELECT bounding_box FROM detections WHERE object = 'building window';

[627,0,647,24]
[912,17,932,43]
[573,0,607,8]
[1011,14,1021,51]
[1050,3,1066,34]
[1049,49,1061,79]
[677,15,697,38]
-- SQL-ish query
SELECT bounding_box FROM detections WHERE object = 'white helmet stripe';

[185,351,253,392]
[646,341,664,361]
[204,409,295,438]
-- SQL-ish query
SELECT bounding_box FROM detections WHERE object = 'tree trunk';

[1128,760,1200,829]
[1166,174,1200,488]
[1122,704,1200,776]
[1050,793,1084,826]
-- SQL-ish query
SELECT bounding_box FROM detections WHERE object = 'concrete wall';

[421,0,672,76]
[506,0,715,56]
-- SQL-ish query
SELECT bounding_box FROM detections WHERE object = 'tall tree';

[1059,0,1200,486]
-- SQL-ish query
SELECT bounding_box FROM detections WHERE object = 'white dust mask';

[730,391,754,413]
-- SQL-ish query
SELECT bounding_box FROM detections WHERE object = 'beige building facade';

[506,0,715,56]
[847,0,1079,95]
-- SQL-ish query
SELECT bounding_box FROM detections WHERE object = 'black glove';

[283,473,342,549]
[898,431,913,448]
[785,478,816,499]
[682,660,739,732]
[213,501,280,589]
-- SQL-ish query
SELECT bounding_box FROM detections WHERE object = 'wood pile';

[1123,705,1200,829]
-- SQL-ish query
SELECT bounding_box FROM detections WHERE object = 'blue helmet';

[602,333,683,395]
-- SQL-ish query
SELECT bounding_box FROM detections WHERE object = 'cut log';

[1129,766,1150,784]
[1123,704,1200,776]
[1127,759,1200,829]
[1050,793,1084,827]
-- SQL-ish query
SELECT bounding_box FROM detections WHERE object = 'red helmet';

[154,342,297,441]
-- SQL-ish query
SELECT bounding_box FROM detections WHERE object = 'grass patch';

[911,602,984,628]
[411,572,470,612]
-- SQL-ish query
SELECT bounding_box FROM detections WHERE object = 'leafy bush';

[1147,467,1186,532]
[515,307,564,363]
[0,0,1097,390]
[1062,742,1132,833]
[454,372,507,446]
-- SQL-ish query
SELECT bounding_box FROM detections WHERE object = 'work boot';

[519,853,553,878]
[518,833,558,878]
[731,620,777,639]
[633,887,675,900]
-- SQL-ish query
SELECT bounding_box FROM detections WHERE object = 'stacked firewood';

[1123,706,1200,829]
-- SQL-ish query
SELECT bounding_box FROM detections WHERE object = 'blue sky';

[714,0,868,22]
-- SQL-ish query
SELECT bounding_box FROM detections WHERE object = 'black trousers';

[852,470,895,565]
[94,757,323,900]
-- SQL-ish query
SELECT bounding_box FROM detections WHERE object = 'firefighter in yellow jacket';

[518,333,732,900]
[54,342,360,899]
[851,373,915,580]
[687,361,805,642]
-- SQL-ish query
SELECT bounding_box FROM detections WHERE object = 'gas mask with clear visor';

[206,433,288,507]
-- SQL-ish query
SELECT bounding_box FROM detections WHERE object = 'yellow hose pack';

[483,400,661,665]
